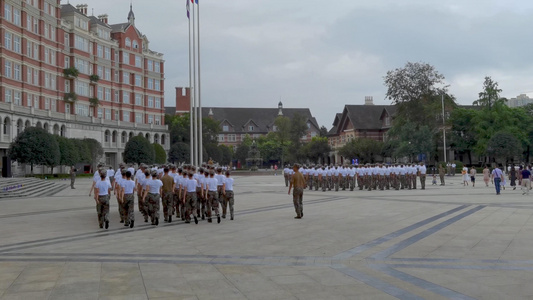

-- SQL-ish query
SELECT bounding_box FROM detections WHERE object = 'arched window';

[53,124,59,135]
[43,123,49,133]
[105,130,110,143]
[145,133,150,142]
[16,119,23,136]
[132,40,138,49]
[3,117,11,136]
[129,132,134,139]
[60,125,66,137]
[154,134,159,144]
[125,38,131,47]
[25,120,31,129]
[121,131,127,144]
[161,134,166,145]
[36,121,42,129]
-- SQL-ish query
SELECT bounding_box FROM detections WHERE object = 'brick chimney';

[98,14,108,24]
[365,96,374,105]
[175,87,191,115]
[76,4,88,15]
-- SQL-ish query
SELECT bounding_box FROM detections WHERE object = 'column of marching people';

[90,163,235,229]
[283,162,429,192]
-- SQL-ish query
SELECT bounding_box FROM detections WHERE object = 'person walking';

[469,166,477,187]
[509,165,517,190]
[462,166,469,186]
[419,162,427,190]
[483,165,490,187]
[438,164,446,186]
[70,166,77,189]
[120,171,136,228]
[93,170,112,229]
[521,166,531,195]
[288,163,306,219]
[491,165,504,195]
[222,171,235,220]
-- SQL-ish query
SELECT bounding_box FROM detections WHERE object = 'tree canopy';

[153,143,167,164]
[8,127,60,174]
[124,135,154,165]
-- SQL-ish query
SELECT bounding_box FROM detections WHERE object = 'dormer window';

[385,116,391,126]
[125,38,131,47]
[248,125,254,131]
[133,40,139,49]
[223,125,229,132]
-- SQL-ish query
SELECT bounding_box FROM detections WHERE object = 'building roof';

[328,113,343,135]
[200,107,319,133]
[344,105,395,130]
[60,3,77,14]
[89,16,111,29]
[164,107,176,116]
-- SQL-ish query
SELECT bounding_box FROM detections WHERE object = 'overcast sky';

[73,0,533,129]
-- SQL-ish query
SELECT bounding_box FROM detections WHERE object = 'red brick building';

[0,1,168,172]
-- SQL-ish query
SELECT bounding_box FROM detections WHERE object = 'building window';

[122,72,130,84]
[123,52,129,64]
[248,125,254,131]
[105,109,111,120]
[135,55,142,67]
[148,115,153,124]
[135,94,143,106]
[135,74,142,87]
[122,111,130,122]
[223,125,229,132]
[133,40,139,49]
[218,134,225,142]
[125,38,131,47]
[147,96,153,108]
[155,115,161,125]
[155,98,161,108]
[135,113,143,124]
[228,134,236,142]
[123,91,130,104]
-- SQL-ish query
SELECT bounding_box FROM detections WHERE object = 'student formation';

[89,164,235,230]
[284,163,430,192]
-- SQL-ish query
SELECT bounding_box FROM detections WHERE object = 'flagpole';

[188,0,194,166]
[197,0,203,165]
[192,0,199,167]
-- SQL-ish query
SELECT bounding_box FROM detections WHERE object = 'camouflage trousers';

[349,176,355,191]
[173,188,182,219]
[307,177,313,190]
[122,194,135,224]
[196,187,206,217]
[138,190,148,221]
[96,195,109,228]
[146,193,160,224]
[185,192,197,222]
[292,187,303,218]
[342,176,349,190]
[284,175,289,187]
[217,186,224,206]
[314,177,319,191]
[117,194,124,222]
[358,176,364,190]
[206,191,219,218]
[162,191,173,221]
[419,174,426,189]
[223,191,234,218]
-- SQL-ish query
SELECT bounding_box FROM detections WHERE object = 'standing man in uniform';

[70,165,77,189]
[288,164,306,219]
[223,171,235,220]
[419,162,427,190]
[143,170,163,225]
[120,171,136,228]
[438,164,446,186]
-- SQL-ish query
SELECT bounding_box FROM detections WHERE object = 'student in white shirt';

[183,171,199,224]
[204,170,221,223]
[94,171,112,229]
[142,171,163,226]
[121,171,137,228]
[223,171,235,220]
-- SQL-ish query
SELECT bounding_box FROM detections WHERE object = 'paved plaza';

[1,174,533,299]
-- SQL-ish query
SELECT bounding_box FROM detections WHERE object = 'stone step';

[0,178,68,198]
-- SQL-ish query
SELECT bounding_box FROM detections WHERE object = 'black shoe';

[120,220,124,223]
[99,225,103,229]
[294,216,301,219]
[201,214,205,220]
[217,215,221,223]
[130,221,134,228]
[168,216,172,223]
[185,219,191,223]
[144,219,148,223]
[194,216,198,224]
[105,221,109,229]
[222,215,226,219]
[208,218,212,223]
[155,218,159,226]
[301,212,303,218]
[124,223,129,227]
[230,216,234,220]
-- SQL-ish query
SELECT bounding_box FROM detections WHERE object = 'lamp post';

[442,94,447,163]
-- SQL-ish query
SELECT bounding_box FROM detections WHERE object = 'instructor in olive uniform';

[288,163,306,219]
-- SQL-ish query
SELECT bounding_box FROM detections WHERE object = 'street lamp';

[441,94,447,163]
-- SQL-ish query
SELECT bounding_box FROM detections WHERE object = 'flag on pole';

[186,0,190,18]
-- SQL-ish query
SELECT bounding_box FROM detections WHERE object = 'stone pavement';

[0,175,532,299]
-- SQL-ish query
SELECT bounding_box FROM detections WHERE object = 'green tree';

[83,138,104,171]
[234,135,253,167]
[218,144,233,166]
[153,143,167,164]
[287,113,308,162]
[274,116,291,166]
[72,138,91,164]
[339,137,383,164]
[472,76,505,109]
[449,108,478,164]
[384,61,448,105]
[302,136,331,164]
[168,142,190,164]
[56,136,79,167]
[124,135,154,165]
[319,126,329,137]
[487,131,523,165]
[204,143,222,163]
[8,127,60,174]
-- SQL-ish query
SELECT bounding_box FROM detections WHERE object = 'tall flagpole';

[192,0,199,166]
[197,0,203,165]
[187,0,194,165]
